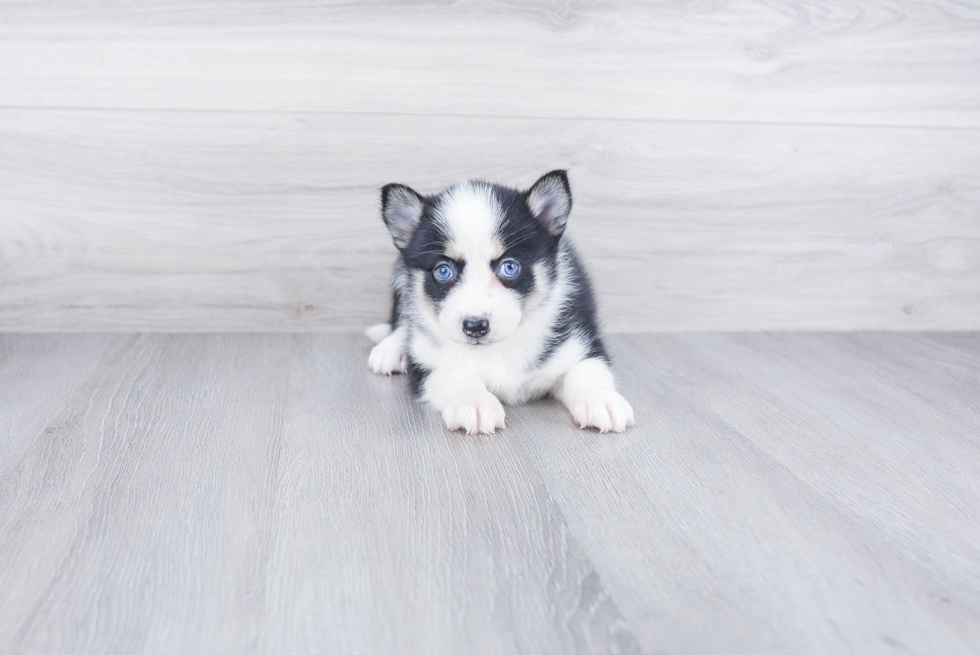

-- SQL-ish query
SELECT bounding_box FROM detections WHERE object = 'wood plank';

[2,109,979,332]
[0,334,639,655]
[509,333,980,653]
[2,333,979,652]
[630,333,980,596]
[2,1,979,127]
[0,335,119,472]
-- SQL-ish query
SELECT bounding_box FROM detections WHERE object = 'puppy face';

[382,171,572,346]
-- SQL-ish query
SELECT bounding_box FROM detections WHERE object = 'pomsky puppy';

[366,170,634,435]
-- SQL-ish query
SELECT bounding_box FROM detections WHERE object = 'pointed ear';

[527,170,572,236]
[381,183,425,249]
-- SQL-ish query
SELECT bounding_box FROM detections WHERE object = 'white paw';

[568,389,635,433]
[442,390,506,435]
[368,334,407,375]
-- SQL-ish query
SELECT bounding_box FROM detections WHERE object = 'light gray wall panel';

[1,110,978,332]
[1,1,979,127]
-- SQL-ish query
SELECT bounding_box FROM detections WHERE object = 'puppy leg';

[553,358,634,433]
[368,325,408,375]
[365,322,393,344]
[423,368,505,435]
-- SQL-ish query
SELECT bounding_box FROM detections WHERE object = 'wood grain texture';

[0,334,639,655]
[2,109,978,332]
[510,332,980,653]
[1,1,979,127]
[1,332,979,654]
[659,332,980,596]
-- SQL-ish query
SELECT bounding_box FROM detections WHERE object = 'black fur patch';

[406,355,430,396]
[388,276,402,327]
[489,185,559,298]
[535,242,608,367]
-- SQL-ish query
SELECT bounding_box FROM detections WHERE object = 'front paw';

[442,390,506,435]
[368,336,407,375]
[568,389,635,433]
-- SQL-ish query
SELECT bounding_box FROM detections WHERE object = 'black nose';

[462,317,490,339]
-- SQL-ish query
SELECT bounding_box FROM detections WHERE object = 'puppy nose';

[462,317,490,339]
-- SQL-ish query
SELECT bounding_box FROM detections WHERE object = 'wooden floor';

[1,332,978,654]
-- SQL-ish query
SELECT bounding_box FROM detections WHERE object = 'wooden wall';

[1,1,978,332]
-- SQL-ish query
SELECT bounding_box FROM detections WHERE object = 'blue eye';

[499,259,520,278]
[433,263,455,282]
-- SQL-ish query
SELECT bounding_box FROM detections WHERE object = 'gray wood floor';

[1,332,978,654]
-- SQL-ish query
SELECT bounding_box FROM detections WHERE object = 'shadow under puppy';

[367,170,634,435]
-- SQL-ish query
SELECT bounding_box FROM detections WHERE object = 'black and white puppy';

[367,170,634,435]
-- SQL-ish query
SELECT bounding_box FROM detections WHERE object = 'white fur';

[553,358,635,433]
[366,322,392,344]
[409,247,575,404]
[432,184,524,345]
[368,325,408,375]
[423,368,506,435]
[435,183,502,262]
[370,180,634,434]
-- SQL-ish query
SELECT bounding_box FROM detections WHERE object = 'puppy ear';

[527,170,572,236]
[381,183,425,249]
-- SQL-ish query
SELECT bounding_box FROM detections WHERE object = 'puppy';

[367,170,634,435]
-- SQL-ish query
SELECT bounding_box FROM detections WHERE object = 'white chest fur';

[410,328,587,404]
